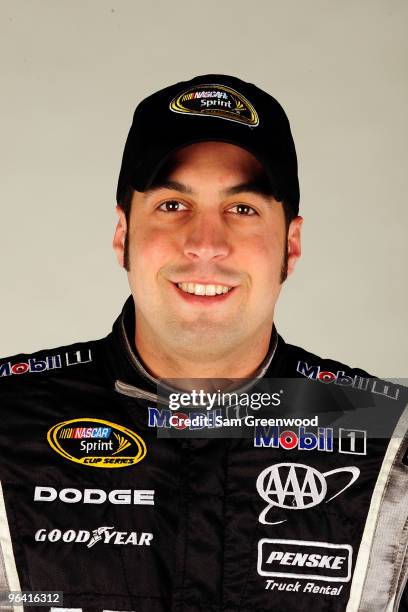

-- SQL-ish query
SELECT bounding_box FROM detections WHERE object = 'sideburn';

[280,245,289,283]
[124,232,130,271]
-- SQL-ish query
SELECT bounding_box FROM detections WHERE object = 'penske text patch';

[47,418,147,468]
[170,84,259,126]
[257,539,352,582]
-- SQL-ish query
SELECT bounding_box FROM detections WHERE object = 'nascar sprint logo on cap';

[170,84,259,126]
[47,418,147,468]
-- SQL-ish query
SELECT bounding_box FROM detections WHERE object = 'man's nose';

[183,211,230,261]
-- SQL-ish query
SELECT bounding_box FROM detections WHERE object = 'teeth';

[177,282,232,296]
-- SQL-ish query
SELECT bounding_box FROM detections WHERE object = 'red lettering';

[279,431,298,449]
[11,362,29,375]
[317,371,336,383]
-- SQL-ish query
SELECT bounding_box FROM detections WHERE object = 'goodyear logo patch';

[170,84,259,126]
[47,418,147,468]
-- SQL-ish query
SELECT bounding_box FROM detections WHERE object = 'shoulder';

[283,340,372,379]
[280,337,402,403]
[0,338,104,389]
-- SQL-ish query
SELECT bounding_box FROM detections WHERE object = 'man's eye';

[158,200,188,212]
[228,204,257,216]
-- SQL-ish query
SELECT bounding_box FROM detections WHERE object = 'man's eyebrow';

[144,180,195,195]
[144,179,275,198]
[222,180,275,197]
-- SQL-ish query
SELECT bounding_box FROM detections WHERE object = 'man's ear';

[287,216,303,277]
[113,206,127,268]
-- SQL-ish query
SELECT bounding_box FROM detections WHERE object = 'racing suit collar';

[104,295,284,397]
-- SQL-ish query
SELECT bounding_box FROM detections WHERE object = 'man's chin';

[167,318,240,354]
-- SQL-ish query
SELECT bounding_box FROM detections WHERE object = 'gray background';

[1,0,407,376]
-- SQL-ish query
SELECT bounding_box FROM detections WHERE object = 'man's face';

[113,142,302,359]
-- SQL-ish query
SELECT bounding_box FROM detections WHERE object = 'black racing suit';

[0,297,407,612]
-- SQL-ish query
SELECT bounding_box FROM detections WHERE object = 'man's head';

[113,74,302,366]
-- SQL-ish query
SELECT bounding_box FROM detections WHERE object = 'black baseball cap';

[116,73,300,215]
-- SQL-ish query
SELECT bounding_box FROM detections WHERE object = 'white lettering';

[34,528,153,546]
[48,529,61,542]
[59,488,82,504]
[138,532,153,546]
[113,532,126,545]
[62,529,76,543]
[34,486,57,502]
[34,487,155,505]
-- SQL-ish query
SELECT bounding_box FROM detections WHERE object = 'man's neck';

[133,321,275,381]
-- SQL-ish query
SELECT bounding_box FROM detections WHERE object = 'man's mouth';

[177,282,233,297]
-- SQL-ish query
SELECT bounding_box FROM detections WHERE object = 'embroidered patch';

[170,83,259,126]
[47,417,147,468]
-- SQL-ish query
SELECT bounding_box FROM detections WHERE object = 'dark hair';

[119,185,134,271]
[119,184,134,225]
[118,185,296,280]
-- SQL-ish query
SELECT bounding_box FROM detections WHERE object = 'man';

[0,74,407,612]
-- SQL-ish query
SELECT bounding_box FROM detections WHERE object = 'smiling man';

[0,74,407,612]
